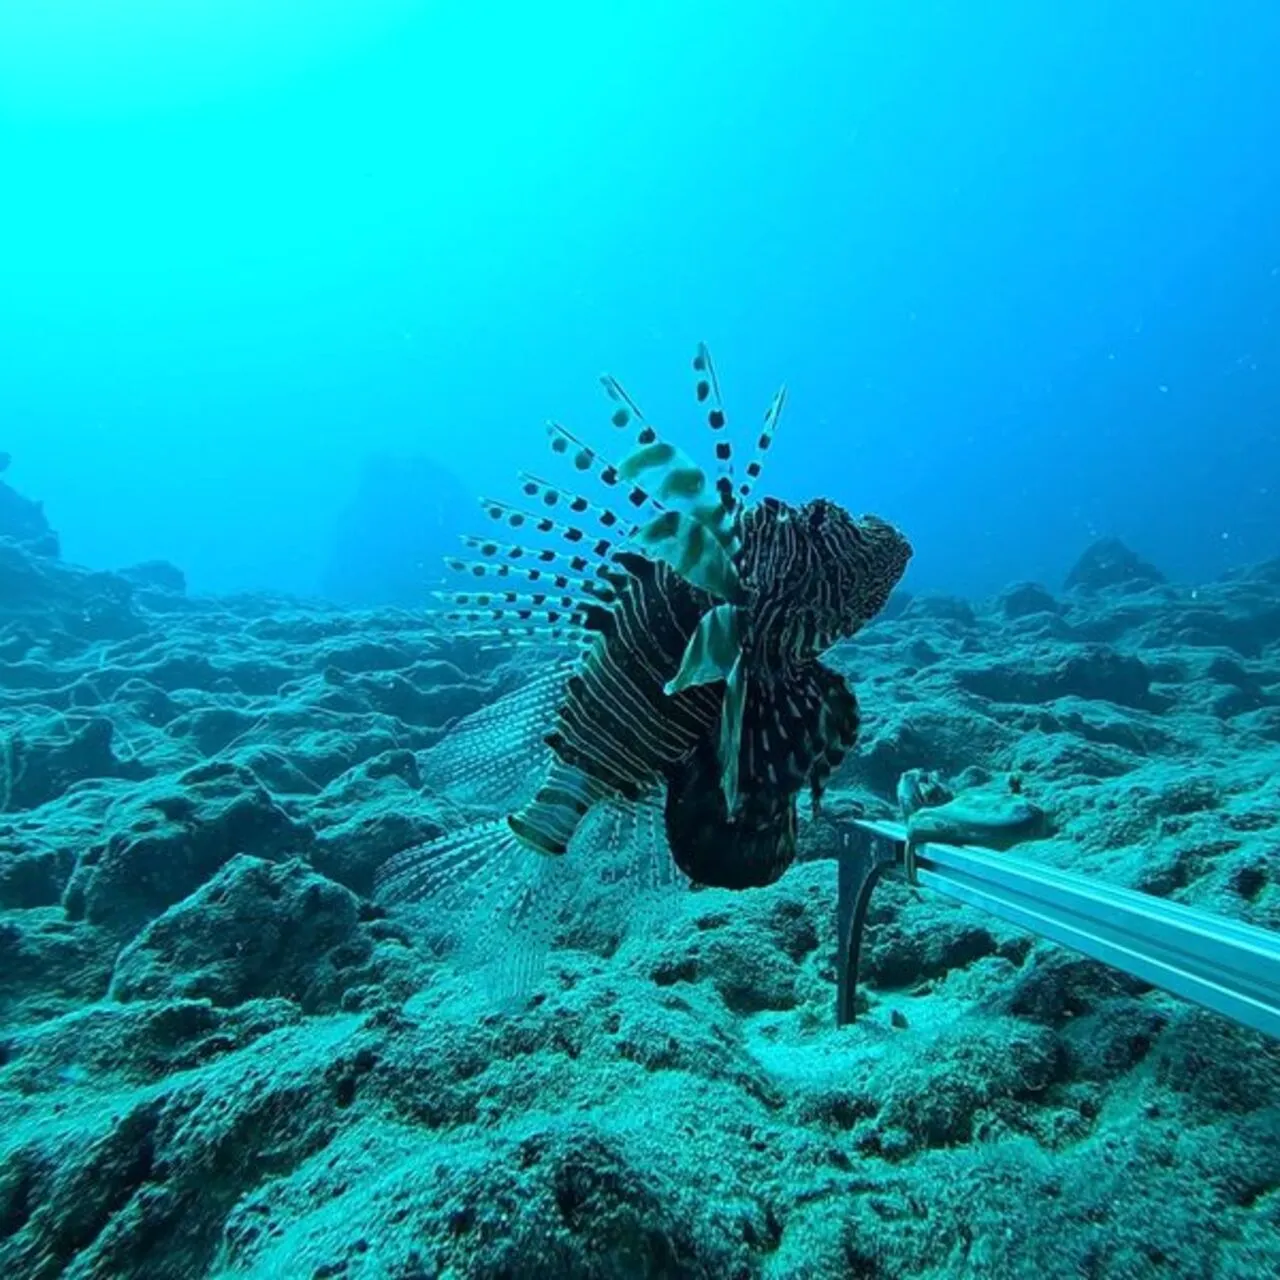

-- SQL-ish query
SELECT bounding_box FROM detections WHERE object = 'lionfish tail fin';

[375,818,574,1002]
[375,819,503,912]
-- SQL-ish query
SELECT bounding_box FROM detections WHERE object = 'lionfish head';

[737,495,912,664]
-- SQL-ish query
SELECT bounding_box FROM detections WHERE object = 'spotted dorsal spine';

[544,421,663,522]
[738,385,787,505]
[692,342,738,532]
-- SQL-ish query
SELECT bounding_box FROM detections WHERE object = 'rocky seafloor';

[2,473,1279,1279]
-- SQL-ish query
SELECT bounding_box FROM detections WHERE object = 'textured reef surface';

[2,484,1280,1277]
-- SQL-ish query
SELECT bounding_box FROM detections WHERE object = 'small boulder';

[1064,538,1165,594]
[999,582,1062,619]
[109,854,408,1013]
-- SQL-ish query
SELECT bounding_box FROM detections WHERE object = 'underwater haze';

[8,6,1280,1279]
[3,0,1278,600]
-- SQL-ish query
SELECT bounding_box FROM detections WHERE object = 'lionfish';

[376,346,911,987]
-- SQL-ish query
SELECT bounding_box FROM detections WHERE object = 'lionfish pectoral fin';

[416,665,570,810]
[664,603,741,695]
[717,651,747,816]
[636,509,743,602]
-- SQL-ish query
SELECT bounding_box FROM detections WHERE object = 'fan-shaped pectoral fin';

[636,509,743,603]
[663,604,742,695]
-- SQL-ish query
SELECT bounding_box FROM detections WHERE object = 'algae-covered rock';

[109,855,414,1014]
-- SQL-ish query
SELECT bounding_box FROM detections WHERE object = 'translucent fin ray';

[440,607,589,646]
[452,538,619,605]
[375,818,578,1002]
[416,667,571,807]
[577,790,683,893]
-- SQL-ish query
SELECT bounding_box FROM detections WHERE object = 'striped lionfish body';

[375,346,911,989]
[661,495,908,888]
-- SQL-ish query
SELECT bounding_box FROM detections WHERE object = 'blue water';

[2,0,1277,601]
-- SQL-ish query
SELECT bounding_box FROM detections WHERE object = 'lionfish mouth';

[375,345,911,991]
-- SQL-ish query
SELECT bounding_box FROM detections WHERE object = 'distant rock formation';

[1064,537,1166,593]
[319,453,473,608]
[998,581,1063,619]
[0,453,59,558]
